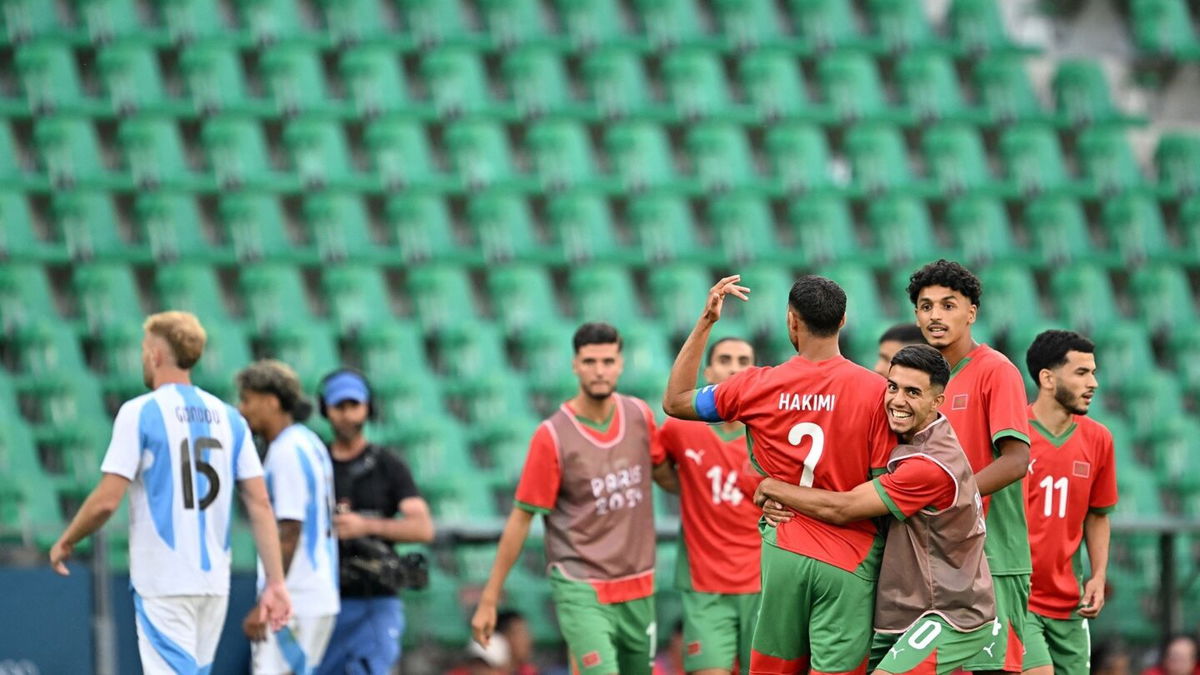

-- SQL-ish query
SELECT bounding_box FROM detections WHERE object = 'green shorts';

[1022,612,1090,674]
[872,616,998,675]
[961,574,1029,673]
[750,542,875,674]
[549,569,656,675]
[681,590,759,674]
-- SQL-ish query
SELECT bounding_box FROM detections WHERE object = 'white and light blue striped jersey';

[257,424,340,617]
[100,383,263,598]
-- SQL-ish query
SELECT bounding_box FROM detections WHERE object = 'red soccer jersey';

[1025,408,1118,619]
[876,456,956,517]
[940,344,1033,575]
[699,355,896,575]
[654,418,763,594]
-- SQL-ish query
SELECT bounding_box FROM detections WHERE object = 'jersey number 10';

[181,437,222,510]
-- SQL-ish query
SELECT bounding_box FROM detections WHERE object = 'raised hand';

[701,275,751,325]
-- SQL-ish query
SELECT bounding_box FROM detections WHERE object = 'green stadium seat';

[458,375,535,426]
[631,0,719,49]
[1167,324,1200,398]
[738,263,795,338]
[372,367,445,427]
[97,43,189,116]
[53,190,147,262]
[10,318,88,377]
[1049,263,1119,332]
[194,321,255,400]
[865,194,939,266]
[1116,369,1184,441]
[435,323,511,385]
[136,193,230,264]
[787,194,861,266]
[662,49,751,122]
[545,193,625,263]
[1052,60,1143,127]
[0,122,41,190]
[283,118,374,191]
[472,418,534,481]
[466,192,545,263]
[685,122,760,192]
[358,322,432,380]
[0,263,57,332]
[554,0,643,50]
[202,117,299,191]
[117,117,214,191]
[321,265,392,335]
[338,46,429,120]
[604,121,690,193]
[502,48,591,121]
[421,48,509,119]
[487,264,559,335]
[568,264,641,326]
[260,323,341,390]
[975,263,1042,334]
[709,194,780,265]
[317,0,409,47]
[154,263,232,323]
[218,192,309,262]
[1149,418,1200,495]
[525,119,608,192]
[764,122,836,194]
[235,0,326,46]
[160,0,248,44]
[260,44,350,117]
[0,190,65,263]
[628,193,703,263]
[973,54,1056,126]
[648,263,713,335]
[478,0,562,49]
[619,323,672,403]
[16,42,107,115]
[385,194,463,264]
[3,0,86,43]
[1077,126,1149,196]
[712,0,792,51]
[385,415,471,480]
[35,117,128,190]
[844,122,919,195]
[999,123,1079,197]
[788,0,871,52]
[72,263,143,336]
[864,0,939,53]
[817,51,900,123]
[1183,197,1200,263]
[582,48,672,120]
[1093,322,1156,388]
[1155,133,1200,197]
[818,262,884,335]
[1100,194,1169,264]
[1129,262,1195,333]
[1023,195,1095,266]
[408,264,480,333]
[180,43,273,116]
[304,192,381,263]
[397,0,486,48]
[513,321,578,402]
[237,263,314,331]
[364,119,450,192]
[444,120,526,191]
[1129,0,1200,59]
[948,0,1026,55]
[945,196,1017,266]
[921,122,1002,196]
[896,51,983,124]
[738,49,826,123]
[91,322,146,399]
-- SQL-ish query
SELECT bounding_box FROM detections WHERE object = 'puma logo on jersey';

[888,644,905,660]
[684,449,705,465]
[982,643,996,658]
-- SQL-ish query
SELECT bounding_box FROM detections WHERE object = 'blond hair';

[143,311,207,369]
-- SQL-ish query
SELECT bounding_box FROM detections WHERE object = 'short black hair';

[788,275,846,338]
[706,337,753,365]
[496,609,525,634]
[907,259,982,307]
[1025,330,1095,382]
[573,322,622,352]
[879,322,926,346]
[890,344,951,389]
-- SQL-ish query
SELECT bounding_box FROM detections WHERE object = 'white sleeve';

[265,447,307,522]
[99,401,142,480]
[234,421,263,481]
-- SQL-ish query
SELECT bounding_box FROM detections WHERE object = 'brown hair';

[143,311,206,369]
[235,360,314,421]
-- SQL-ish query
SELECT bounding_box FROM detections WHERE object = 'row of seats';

[0,41,1141,128]
[1129,0,1200,61]
[1,0,1024,55]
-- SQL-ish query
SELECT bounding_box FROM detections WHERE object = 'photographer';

[314,369,435,675]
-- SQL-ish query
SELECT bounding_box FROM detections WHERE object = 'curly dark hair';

[1025,329,1095,381]
[236,359,314,421]
[906,259,982,307]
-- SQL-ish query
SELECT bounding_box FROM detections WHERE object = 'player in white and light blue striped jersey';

[237,360,340,675]
[51,311,292,675]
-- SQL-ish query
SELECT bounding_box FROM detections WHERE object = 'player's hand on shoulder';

[471,600,497,647]
[49,539,73,576]
[702,275,750,325]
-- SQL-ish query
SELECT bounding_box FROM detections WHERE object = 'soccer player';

[236,360,340,675]
[906,260,1031,674]
[49,311,292,674]
[755,345,997,675]
[652,336,762,675]
[1021,331,1117,675]
[662,275,895,674]
[471,322,660,675]
[873,323,927,377]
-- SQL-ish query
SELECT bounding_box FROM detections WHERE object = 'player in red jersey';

[905,260,1031,675]
[663,275,895,675]
[652,336,762,675]
[1021,330,1117,675]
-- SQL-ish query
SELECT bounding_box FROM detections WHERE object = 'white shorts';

[132,593,229,674]
[252,614,337,675]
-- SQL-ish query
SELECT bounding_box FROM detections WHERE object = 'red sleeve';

[984,362,1032,447]
[654,419,678,465]
[514,423,561,514]
[639,399,666,465]
[737,457,765,495]
[867,394,895,473]
[1089,429,1119,511]
[712,366,766,422]
[874,456,956,519]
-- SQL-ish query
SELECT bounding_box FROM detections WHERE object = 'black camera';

[341,537,429,592]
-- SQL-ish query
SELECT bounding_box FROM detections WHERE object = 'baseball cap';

[321,370,370,407]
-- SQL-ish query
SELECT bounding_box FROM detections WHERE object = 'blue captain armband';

[693,385,724,423]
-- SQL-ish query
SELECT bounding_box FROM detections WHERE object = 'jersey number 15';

[181,437,222,510]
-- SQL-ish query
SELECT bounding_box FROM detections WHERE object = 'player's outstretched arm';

[973,437,1030,496]
[50,473,130,575]
[472,506,535,646]
[239,477,292,630]
[754,477,888,526]
[1078,512,1111,618]
[663,275,749,420]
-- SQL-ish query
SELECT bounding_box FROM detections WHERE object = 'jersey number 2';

[181,437,222,510]
[788,422,825,487]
